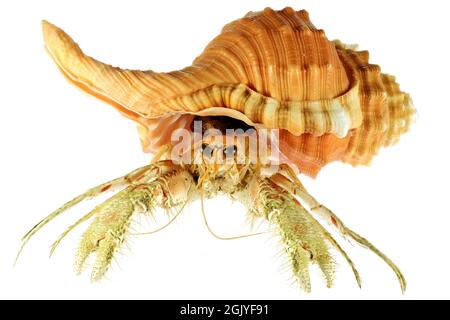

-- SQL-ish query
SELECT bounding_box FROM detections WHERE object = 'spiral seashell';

[41,7,415,177]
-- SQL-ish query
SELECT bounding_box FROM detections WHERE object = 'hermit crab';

[18,7,415,292]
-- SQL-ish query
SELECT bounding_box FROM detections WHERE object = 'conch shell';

[42,7,415,177]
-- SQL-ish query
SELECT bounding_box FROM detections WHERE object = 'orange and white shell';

[42,7,415,177]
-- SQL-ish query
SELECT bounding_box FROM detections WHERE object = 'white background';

[0,0,448,300]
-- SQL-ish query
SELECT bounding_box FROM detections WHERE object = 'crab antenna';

[200,190,269,241]
[131,198,189,236]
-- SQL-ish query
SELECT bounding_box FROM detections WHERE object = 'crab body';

[18,7,414,292]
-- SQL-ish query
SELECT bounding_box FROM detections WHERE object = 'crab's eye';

[202,143,213,157]
[223,145,237,157]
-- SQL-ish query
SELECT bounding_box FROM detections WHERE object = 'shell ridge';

[334,44,414,165]
[141,76,361,137]
[42,9,415,177]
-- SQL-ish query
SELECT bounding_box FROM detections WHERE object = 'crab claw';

[247,176,362,292]
[74,186,148,281]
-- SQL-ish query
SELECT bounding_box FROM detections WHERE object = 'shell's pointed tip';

[41,20,58,41]
[41,20,66,41]
[42,20,54,32]
[41,20,73,57]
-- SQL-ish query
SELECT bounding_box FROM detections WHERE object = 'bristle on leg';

[247,177,339,291]
[17,161,194,281]
[271,165,406,293]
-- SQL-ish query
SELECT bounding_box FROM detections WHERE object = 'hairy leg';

[271,167,406,293]
[244,176,358,292]
[74,169,194,281]
[17,161,195,281]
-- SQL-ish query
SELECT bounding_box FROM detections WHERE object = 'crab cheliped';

[18,8,415,292]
